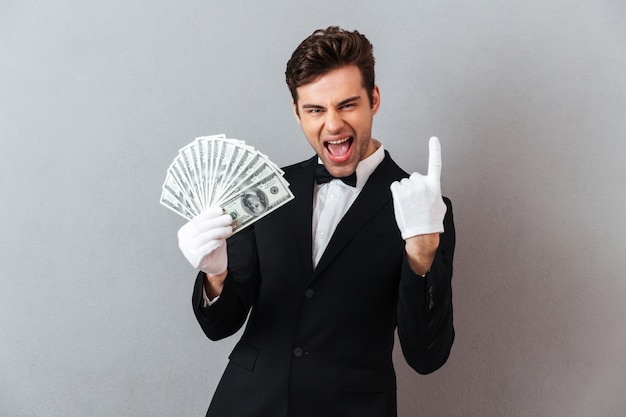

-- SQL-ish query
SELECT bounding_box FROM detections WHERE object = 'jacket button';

[304,288,315,299]
[292,347,305,358]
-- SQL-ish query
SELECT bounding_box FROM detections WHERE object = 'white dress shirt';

[312,140,384,267]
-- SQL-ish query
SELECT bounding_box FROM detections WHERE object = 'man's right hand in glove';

[177,206,233,298]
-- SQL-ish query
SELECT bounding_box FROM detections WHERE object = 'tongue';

[327,140,351,157]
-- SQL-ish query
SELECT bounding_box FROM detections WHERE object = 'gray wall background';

[1,0,625,416]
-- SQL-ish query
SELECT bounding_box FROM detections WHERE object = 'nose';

[324,109,344,133]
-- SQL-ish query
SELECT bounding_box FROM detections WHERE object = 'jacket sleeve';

[192,226,261,341]
[397,197,456,374]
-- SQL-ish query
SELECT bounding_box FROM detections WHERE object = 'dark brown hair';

[285,26,376,108]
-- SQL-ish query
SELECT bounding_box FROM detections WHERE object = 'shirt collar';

[354,139,384,188]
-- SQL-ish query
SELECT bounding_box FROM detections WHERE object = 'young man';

[177,26,455,417]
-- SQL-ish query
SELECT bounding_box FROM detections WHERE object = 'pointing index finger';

[427,136,442,178]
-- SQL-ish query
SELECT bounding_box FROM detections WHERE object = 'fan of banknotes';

[160,134,294,234]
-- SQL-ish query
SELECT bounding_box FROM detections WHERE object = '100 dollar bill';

[222,171,295,234]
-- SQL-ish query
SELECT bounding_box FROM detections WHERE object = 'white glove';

[390,136,447,239]
[177,206,233,275]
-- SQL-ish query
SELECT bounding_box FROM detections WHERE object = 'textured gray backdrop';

[1,1,625,416]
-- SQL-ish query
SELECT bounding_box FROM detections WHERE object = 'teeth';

[327,137,351,145]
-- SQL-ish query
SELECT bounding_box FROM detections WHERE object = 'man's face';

[293,65,380,178]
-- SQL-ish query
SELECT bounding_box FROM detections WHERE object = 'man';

[177,26,455,417]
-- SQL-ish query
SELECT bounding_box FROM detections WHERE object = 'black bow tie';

[315,164,357,187]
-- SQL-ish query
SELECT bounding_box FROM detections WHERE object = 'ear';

[371,85,381,115]
[292,100,301,124]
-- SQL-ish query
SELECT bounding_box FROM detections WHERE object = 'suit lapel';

[287,157,317,275]
[312,153,400,278]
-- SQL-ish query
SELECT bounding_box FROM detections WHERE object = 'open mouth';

[324,136,353,162]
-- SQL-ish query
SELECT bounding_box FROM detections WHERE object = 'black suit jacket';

[192,152,455,417]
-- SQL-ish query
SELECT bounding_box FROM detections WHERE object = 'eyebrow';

[301,95,362,110]
[338,96,361,107]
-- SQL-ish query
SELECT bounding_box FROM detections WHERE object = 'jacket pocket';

[228,341,258,371]
[342,367,397,393]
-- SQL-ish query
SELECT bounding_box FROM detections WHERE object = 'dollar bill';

[221,170,295,234]
[178,142,205,208]
[215,157,276,206]
[166,160,202,216]
[160,186,194,220]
